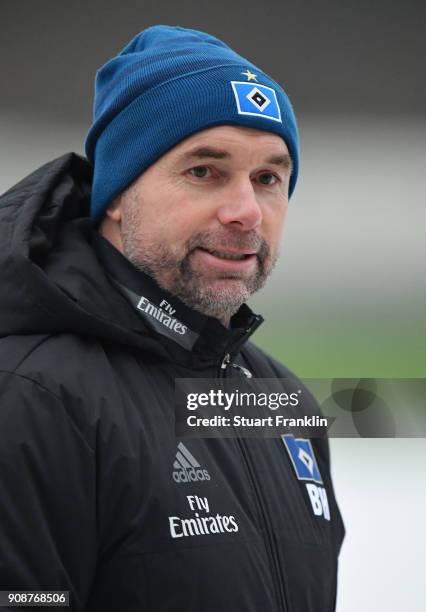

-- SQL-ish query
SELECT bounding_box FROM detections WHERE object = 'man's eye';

[257,172,278,185]
[189,166,211,178]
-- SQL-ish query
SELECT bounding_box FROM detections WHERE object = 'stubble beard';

[120,200,278,326]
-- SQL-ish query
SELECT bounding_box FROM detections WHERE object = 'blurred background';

[1,1,425,610]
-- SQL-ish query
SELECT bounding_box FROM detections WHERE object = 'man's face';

[107,125,292,325]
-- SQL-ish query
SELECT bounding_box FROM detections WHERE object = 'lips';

[203,248,255,261]
[192,247,258,273]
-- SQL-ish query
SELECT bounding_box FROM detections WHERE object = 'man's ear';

[98,195,125,252]
[105,196,123,223]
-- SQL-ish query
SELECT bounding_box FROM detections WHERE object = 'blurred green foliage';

[252,310,426,378]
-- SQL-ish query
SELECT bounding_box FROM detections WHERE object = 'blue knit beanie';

[85,25,299,224]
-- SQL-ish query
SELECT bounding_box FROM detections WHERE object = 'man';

[0,25,344,611]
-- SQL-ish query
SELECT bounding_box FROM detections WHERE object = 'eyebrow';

[180,146,293,174]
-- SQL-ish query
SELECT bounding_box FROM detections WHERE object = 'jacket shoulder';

[0,332,115,450]
[0,332,104,389]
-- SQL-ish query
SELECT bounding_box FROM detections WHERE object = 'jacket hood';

[0,154,262,366]
[0,154,156,348]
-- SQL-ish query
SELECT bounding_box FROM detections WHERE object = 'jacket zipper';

[218,354,289,612]
[219,352,253,378]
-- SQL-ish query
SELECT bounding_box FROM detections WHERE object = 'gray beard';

[121,228,277,326]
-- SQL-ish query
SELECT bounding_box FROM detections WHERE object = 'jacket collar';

[93,233,263,369]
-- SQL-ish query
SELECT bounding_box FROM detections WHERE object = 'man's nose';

[216,178,263,231]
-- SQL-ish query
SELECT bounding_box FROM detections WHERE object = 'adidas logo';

[172,442,211,483]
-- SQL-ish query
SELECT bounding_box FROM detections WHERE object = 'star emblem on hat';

[241,69,257,82]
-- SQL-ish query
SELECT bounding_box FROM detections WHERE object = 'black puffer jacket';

[0,154,345,612]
